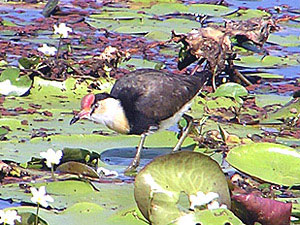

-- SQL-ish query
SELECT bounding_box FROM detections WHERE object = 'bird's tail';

[193,69,212,90]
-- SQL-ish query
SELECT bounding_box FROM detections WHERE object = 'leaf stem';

[35,203,40,225]
[51,164,56,181]
[56,36,62,60]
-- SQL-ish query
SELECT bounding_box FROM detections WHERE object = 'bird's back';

[110,69,209,134]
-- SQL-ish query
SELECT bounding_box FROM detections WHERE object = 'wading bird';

[70,69,210,172]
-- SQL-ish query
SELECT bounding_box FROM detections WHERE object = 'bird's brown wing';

[110,69,209,134]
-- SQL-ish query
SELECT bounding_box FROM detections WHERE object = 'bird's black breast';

[110,69,209,135]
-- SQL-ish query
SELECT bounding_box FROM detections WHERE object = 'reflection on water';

[100,145,195,167]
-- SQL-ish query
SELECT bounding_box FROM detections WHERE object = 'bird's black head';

[94,93,112,102]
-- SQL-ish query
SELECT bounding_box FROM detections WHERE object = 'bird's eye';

[90,103,99,115]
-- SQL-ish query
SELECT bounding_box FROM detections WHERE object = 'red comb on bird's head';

[81,93,95,109]
[70,93,95,125]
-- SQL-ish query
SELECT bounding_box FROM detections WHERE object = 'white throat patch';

[90,98,130,134]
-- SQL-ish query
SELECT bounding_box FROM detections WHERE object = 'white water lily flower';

[290,216,299,222]
[37,44,57,56]
[40,148,63,168]
[54,23,72,38]
[30,186,54,208]
[189,191,220,210]
[97,167,118,177]
[207,200,227,210]
[189,191,206,210]
[174,213,196,225]
[0,209,21,225]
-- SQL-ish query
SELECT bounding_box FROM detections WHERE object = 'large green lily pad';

[226,142,300,186]
[134,151,231,224]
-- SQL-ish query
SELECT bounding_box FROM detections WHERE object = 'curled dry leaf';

[94,46,131,72]
[172,27,232,74]
[224,17,279,46]
[172,17,278,90]
[0,161,12,175]
[232,193,292,225]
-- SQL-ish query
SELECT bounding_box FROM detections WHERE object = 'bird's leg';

[173,114,193,152]
[125,134,147,173]
[212,73,217,92]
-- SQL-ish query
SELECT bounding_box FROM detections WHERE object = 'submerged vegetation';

[0,0,300,224]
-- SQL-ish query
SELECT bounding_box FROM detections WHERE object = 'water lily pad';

[114,25,159,35]
[88,13,198,37]
[120,58,163,70]
[17,212,48,225]
[0,127,8,140]
[56,202,105,223]
[134,151,231,224]
[90,10,150,20]
[261,98,300,124]
[56,162,99,178]
[18,57,40,70]
[235,55,298,68]
[255,94,292,108]
[188,4,234,17]
[113,18,197,35]
[6,199,144,225]
[206,96,239,110]
[226,143,300,186]
[172,209,244,225]
[210,82,248,104]
[0,127,194,172]
[1,20,18,27]
[0,180,138,216]
[42,0,58,17]
[0,68,32,96]
[105,207,147,225]
[145,30,171,41]
[61,147,100,166]
[225,9,270,20]
[211,82,248,99]
[147,3,189,15]
[0,180,95,209]
[268,34,300,47]
[276,137,300,148]
[245,72,284,79]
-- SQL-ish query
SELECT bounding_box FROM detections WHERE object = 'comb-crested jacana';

[70,69,210,172]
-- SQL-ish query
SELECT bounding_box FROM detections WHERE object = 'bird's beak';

[70,108,91,125]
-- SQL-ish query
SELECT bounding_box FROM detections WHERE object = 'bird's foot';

[124,160,139,176]
[172,145,181,152]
